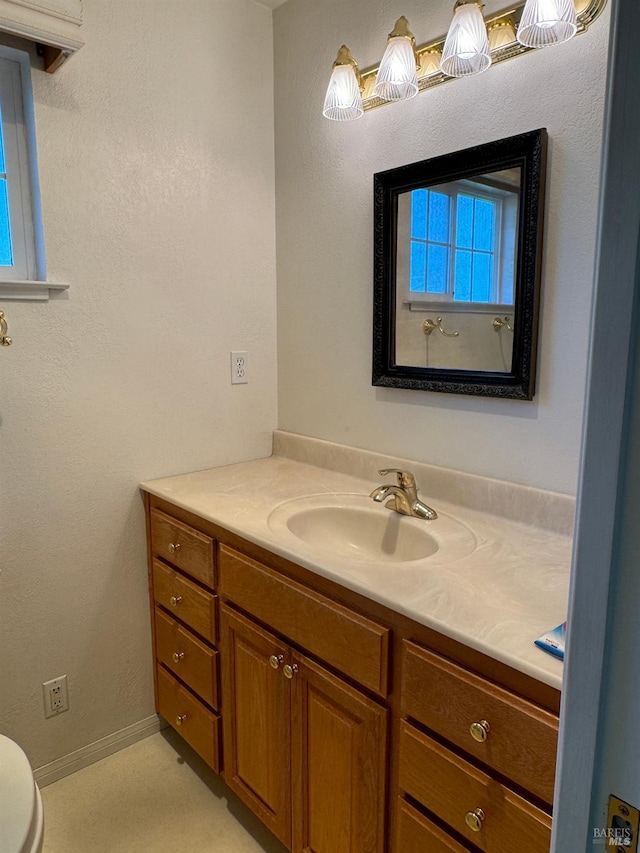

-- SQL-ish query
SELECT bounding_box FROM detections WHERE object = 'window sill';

[0,280,70,301]
[403,298,514,314]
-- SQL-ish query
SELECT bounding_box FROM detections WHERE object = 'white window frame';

[404,178,518,310]
[0,45,67,301]
[409,182,504,302]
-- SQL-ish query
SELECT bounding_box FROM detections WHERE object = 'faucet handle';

[378,468,416,488]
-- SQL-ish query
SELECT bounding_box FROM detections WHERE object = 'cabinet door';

[291,652,388,853]
[220,605,292,847]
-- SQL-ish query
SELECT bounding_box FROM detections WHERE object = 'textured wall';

[395,308,516,372]
[274,0,610,494]
[0,0,277,768]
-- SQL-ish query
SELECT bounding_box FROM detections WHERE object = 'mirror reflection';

[395,167,521,373]
[372,129,547,399]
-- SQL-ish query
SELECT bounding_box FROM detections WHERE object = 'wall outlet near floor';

[43,675,69,718]
[605,795,640,850]
[230,351,248,385]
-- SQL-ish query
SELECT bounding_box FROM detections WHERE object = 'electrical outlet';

[43,675,69,718]
[606,796,640,850]
[231,351,248,385]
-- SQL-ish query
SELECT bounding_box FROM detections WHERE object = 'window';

[0,46,45,284]
[408,178,518,305]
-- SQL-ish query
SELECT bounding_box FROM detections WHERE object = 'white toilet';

[0,735,44,853]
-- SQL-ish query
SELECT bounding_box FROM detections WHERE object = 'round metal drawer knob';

[169,596,182,607]
[269,655,284,670]
[470,720,491,742]
[175,714,187,727]
[465,808,485,832]
[168,542,181,554]
[283,664,298,680]
[172,652,185,663]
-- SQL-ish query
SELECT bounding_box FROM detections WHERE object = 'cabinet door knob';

[172,652,185,663]
[169,596,182,607]
[464,808,485,832]
[283,663,298,679]
[469,720,491,742]
[269,654,284,670]
[175,714,187,727]
[168,542,181,554]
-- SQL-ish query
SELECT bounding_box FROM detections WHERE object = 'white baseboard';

[34,714,166,788]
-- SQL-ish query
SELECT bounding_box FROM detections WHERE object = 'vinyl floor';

[41,730,289,853]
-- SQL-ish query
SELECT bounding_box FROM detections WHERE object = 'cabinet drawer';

[401,641,558,803]
[151,509,215,588]
[398,721,552,852]
[156,665,221,772]
[153,559,217,644]
[219,545,389,696]
[397,798,471,853]
[155,607,219,710]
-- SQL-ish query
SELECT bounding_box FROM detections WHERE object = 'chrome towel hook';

[423,317,459,338]
[0,311,12,346]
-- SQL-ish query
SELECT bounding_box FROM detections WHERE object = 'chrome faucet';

[370,468,438,520]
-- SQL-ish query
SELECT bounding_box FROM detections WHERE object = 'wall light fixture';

[322,45,364,121]
[322,0,606,120]
[374,16,419,102]
[517,0,578,47]
[441,0,491,78]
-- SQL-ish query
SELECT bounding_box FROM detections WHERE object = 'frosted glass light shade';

[517,0,577,47]
[441,2,491,78]
[323,63,363,121]
[374,37,419,101]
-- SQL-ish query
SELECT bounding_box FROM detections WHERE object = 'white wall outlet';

[231,351,248,384]
[43,675,69,718]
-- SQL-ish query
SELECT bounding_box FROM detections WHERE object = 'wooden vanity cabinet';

[401,640,558,806]
[146,506,221,772]
[290,651,387,853]
[397,799,474,853]
[218,544,390,697]
[397,640,557,853]
[220,605,292,844]
[398,720,552,851]
[144,494,561,853]
[219,552,389,853]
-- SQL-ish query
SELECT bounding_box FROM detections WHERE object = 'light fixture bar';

[358,0,606,111]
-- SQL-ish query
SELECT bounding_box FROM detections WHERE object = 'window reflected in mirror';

[395,167,522,373]
[373,129,547,399]
[402,168,521,305]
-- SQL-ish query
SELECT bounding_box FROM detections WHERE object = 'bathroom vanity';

[141,433,570,853]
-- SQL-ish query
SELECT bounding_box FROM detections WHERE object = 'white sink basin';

[267,494,477,565]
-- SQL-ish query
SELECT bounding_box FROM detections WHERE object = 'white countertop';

[141,454,570,691]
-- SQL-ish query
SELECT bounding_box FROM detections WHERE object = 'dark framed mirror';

[372,129,547,399]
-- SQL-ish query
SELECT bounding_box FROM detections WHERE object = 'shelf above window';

[0,280,69,300]
[0,0,84,72]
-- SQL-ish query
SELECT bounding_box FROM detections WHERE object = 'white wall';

[274,0,610,494]
[0,0,277,768]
